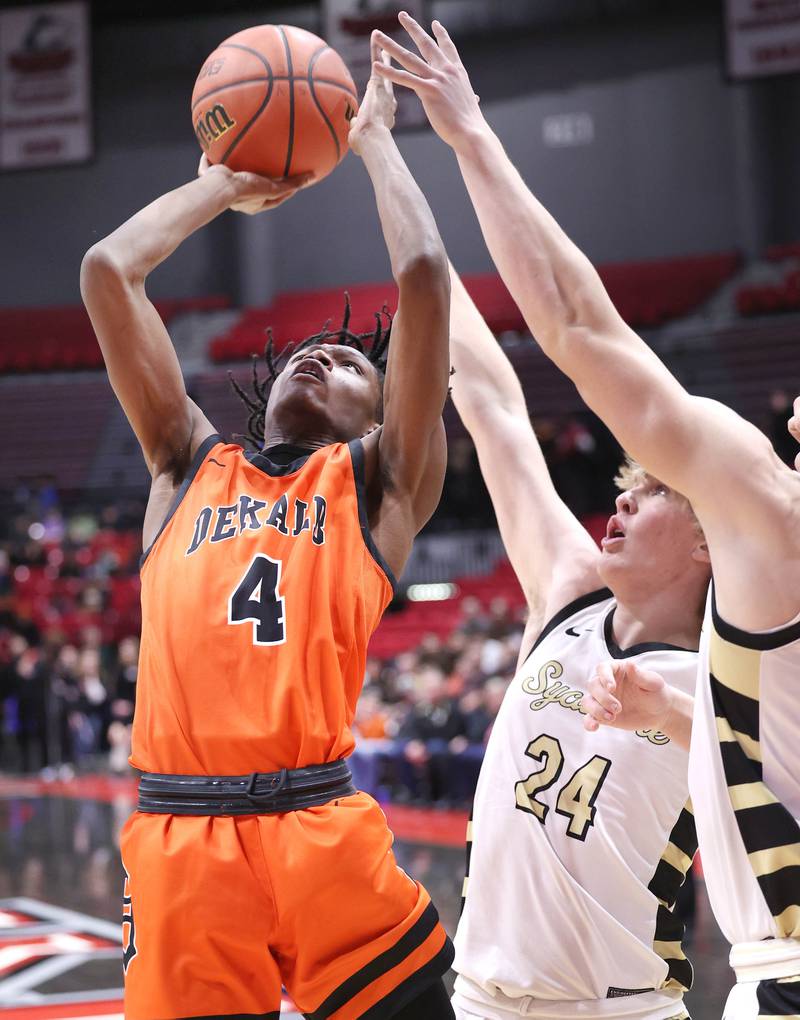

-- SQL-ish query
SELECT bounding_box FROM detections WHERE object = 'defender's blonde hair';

[614,454,703,535]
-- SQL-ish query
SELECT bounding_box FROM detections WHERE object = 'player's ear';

[691,538,711,565]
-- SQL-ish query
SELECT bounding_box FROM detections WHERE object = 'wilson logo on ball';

[195,103,236,150]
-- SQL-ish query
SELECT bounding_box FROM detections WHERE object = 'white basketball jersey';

[453,590,699,1019]
[689,585,800,948]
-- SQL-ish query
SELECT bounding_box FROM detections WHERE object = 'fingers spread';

[373,29,433,77]
[373,61,428,92]
[431,19,461,62]
[398,10,443,65]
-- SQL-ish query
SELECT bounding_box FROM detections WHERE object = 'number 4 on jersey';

[228,554,286,646]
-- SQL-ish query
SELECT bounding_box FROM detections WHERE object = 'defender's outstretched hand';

[197,154,312,214]
[582,661,693,751]
[371,12,482,150]
[349,34,397,155]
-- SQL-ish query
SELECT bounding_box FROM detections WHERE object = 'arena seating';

[0,296,230,373]
[209,252,742,363]
[736,266,800,317]
[368,560,527,660]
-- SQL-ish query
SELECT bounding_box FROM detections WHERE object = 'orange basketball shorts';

[120,791,454,1020]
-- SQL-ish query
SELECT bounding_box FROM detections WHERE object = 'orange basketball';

[191,25,359,182]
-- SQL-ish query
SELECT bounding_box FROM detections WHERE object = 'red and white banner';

[725,0,800,79]
[323,0,428,129]
[0,1,92,170]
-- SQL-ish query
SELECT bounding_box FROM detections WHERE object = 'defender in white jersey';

[445,268,710,1019]
[372,17,800,1015]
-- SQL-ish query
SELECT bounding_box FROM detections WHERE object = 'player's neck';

[261,426,338,451]
[610,583,705,652]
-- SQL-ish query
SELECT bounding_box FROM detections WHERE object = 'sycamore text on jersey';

[521,659,671,746]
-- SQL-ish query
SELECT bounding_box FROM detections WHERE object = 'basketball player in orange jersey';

[376,14,800,1018]
[80,40,456,1020]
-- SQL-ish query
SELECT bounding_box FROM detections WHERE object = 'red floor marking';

[0,776,469,849]
[383,804,469,848]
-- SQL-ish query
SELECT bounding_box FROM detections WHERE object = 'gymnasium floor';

[0,776,732,1019]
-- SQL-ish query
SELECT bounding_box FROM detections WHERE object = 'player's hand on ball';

[348,35,397,155]
[582,661,674,735]
[197,153,313,214]
[371,13,483,151]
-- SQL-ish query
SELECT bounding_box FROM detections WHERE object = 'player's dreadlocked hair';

[229,292,392,450]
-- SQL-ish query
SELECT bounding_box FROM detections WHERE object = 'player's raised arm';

[448,265,601,626]
[373,17,794,533]
[348,38,450,575]
[375,13,800,631]
[80,162,308,480]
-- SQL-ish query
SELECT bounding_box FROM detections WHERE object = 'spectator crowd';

[2,393,792,803]
[0,472,525,805]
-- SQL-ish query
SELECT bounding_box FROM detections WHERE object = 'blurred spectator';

[108,635,138,774]
[70,648,108,764]
[11,634,49,772]
[439,437,494,528]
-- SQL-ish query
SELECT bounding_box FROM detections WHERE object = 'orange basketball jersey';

[132,436,394,775]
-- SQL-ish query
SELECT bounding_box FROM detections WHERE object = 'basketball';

[191,25,359,183]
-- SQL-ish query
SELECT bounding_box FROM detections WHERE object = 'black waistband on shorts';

[137,759,356,816]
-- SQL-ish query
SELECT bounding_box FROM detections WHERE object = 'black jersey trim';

[524,588,613,661]
[603,608,698,659]
[347,439,397,595]
[757,974,800,1014]
[358,938,455,1020]
[734,802,800,854]
[140,434,222,569]
[306,901,443,1019]
[179,1013,281,1019]
[710,675,760,742]
[711,584,800,650]
[247,443,316,477]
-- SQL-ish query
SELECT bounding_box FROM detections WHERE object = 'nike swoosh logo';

[565,626,582,637]
[209,458,225,468]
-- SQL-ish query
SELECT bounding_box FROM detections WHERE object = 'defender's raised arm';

[448,264,601,632]
[376,13,800,631]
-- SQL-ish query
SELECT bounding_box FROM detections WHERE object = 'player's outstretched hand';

[197,154,313,214]
[788,395,800,471]
[581,660,674,735]
[348,34,397,156]
[371,12,483,150]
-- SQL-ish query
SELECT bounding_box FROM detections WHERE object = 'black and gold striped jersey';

[690,585,800,947]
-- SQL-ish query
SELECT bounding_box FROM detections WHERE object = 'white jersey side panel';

[454,590,699,1016]
[689,588,800,947]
